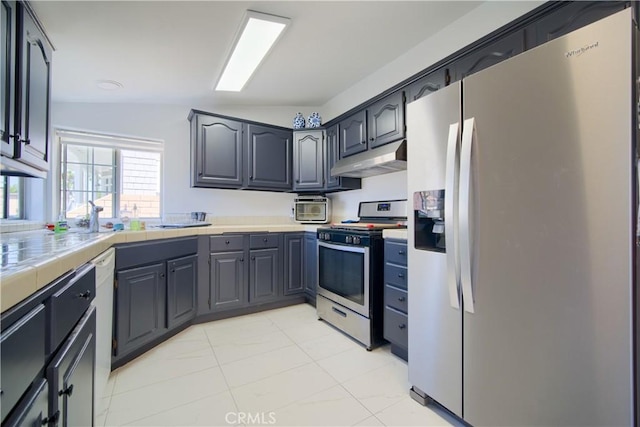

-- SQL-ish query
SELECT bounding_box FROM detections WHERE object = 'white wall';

[326,0,544,218]
[51,102,320,219]
[50,1,545,221]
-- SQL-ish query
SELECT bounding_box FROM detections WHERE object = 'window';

[1,176,23,219]
[58,130,163,220]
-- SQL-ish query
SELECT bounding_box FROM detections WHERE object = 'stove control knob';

[346,235,353,244]
[353,236,361,245]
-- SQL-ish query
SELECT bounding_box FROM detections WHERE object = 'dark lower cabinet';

[304,233,317,299]
[167,255,197,329]
[249,248,280,303]
[383,239,408,361]
[115,263,167,358]
[210,251,247,311]
[47,307,96,427]
[284,234,304,296]
[3,378,49,427]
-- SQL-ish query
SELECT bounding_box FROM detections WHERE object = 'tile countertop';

[1,224,322,312]
[382,229,408,240]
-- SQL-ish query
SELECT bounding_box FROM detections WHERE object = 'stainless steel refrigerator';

[407,9,637,426]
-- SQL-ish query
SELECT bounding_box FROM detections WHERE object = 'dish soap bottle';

[130,204,140,231]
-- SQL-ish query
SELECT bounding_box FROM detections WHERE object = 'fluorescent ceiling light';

[215,10,289,92]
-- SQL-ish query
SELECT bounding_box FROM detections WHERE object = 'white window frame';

[56,129,164,220]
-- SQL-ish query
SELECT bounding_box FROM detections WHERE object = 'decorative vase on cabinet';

[307,112,322,128]
[293,112,306,129]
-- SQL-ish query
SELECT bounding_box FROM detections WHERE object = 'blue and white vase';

[307,112,322,128]
[293,112,306,129]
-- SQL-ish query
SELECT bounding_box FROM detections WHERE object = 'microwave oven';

[294,196,331,224]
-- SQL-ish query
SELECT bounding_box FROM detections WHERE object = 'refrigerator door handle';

[460,117,476,314]
[445,122,461,309]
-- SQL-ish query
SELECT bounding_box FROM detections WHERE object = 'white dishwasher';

[90,247,115,405]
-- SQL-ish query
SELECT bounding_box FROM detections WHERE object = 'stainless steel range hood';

[330,139,407,178]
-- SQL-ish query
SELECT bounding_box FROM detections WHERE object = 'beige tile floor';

[96,303,457,427]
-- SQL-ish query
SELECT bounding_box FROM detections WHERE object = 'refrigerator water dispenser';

[413,190,446,252]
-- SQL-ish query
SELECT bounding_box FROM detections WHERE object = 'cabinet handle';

[20,138,30,145]
[398,250,406,255]
[59,384,74,397]
[240,258,244,262]
[76,290,91,300]
[160,273,165,278]
[263,238,268,242]
[296,179,299,183]
[170,269,175,273]
[198,172,203,176]
[42,411,60,425]
[9,133,20,141]
[398,296,406,302]
[249,175,253,180]
[369,137,375,142]
[225,240,230,244]
[397,273,405,278]
[398,324,406,330]
[360,140,366,144]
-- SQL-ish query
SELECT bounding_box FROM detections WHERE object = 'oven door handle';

[318,241,367,254]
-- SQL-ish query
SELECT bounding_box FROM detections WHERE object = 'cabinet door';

[303,233,317,297]
[325,125,340,189]
[246,124,292,190]
[293,130,324,191]
[339,110,367,158]
[47,307,95,427]
[405,68,448,103]
[284,234,304,296]
[526,1,629,48]
[0,0,16,158]
[115,263,166,357]
[367,91,405,149]
[452,29,525,81]
[167,254,197,329]
[210,251,247,311]
[2,378,49,427]
[249,248,279,303]
[192,114,244,188]
[15,5,52,171]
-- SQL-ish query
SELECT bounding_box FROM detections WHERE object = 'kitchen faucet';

[88,200,104,233]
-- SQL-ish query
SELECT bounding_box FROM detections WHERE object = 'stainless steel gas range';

[316,200,407,350]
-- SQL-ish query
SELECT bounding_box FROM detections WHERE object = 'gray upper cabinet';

[526,1,630,48]
[406,68,448,104]
[339,109,367,158]
[293,130,324,191]
[190,114,244,188]
[0,0,16,159]
[14,4,52,172]
[325,124,361,192]
[452,29,525,81]
[245,124,292,190]
[367,91,405,149]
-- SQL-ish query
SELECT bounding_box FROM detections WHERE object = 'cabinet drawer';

[384,285,408,313]
[47,265,95,355]
[210,235,244,252]
[0,304,46,423]
[385,240,407,266]
[384,264,407,290]
[383,307,408,350]
[250,234,279,249]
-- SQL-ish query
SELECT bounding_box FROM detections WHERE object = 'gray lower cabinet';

[115,263,167,358]
[383,239,408,361]
[284,234,304,296]
[303,232,317,299]
[167,255,197,329]
[210,251,247,311]
[47,307,96,427]
[249,248,280,303]
[1,265,95,426]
